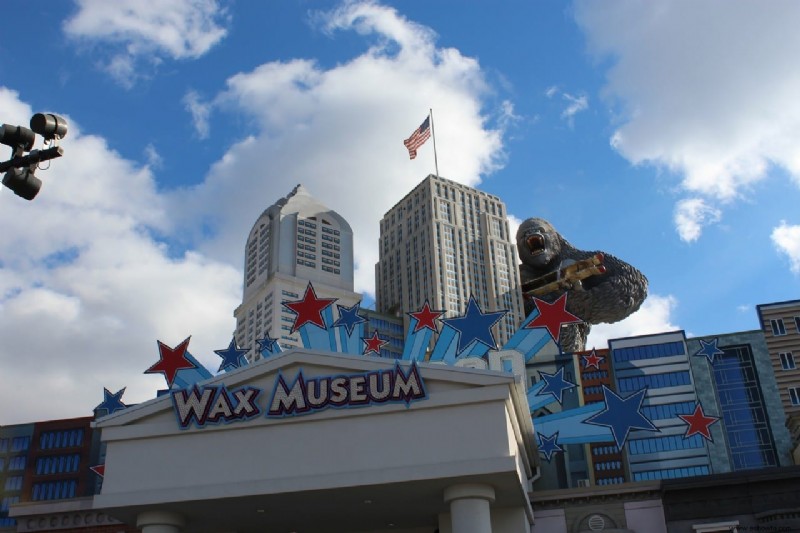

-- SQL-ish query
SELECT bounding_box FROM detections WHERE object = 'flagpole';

[429,108,439,177]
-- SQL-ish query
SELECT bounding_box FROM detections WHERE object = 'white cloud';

[673,197,721,242]
[0,89,240,424]
[143,143,163,169]
[574,0,800,239]
[173,1,506,296]
[64,0,230,85]
[586,294,679,349]
[183,90,212,139]
[561,92,589,124]
[771,221,800,273]
[544,85,559,98]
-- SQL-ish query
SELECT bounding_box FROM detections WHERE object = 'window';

[771,318,787,336]
[780,352,796,370]
[790,387,800,406]
[795,316,800,334]
[11,436,30,452]
[4,476,23,491]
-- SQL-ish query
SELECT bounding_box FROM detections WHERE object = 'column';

[136,510,185,533]
[444,483,495,533]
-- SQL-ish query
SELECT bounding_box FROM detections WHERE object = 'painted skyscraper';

[233,185,360,359]
[375,174,524,346]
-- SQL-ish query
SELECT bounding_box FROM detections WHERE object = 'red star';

[524,294,583,341]
[283,283,337,333]
[363,332,388,355]
[678,404,719,441]
[145,336,198,387]
[408,301,444,333]
[90,464,105,478]
[583,349,605,370]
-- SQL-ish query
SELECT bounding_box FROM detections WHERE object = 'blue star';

[536,367,577,404]
[256,334,280,356]
[694,338,725,364]
[584,386,658,448]
[332,303,368,337]
[96,387,127,416]
[537,431,564,462]
[441,296,507,353]
[214,338,249,372]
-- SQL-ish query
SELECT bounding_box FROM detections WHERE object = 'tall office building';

[375,174,524,347]
[233,185,360,359]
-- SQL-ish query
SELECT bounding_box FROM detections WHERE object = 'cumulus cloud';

[172,1,506,295]
[574,0,800,240]
[586,294,679,349]
[0,89,240,424]
[63,0,230,86]
[772,221,800,273]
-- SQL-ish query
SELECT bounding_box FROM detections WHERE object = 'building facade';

[233,185,360,358]
[375,174,524,346]
[756,299,800,460]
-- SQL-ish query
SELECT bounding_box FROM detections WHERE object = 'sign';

[171,363,427,429]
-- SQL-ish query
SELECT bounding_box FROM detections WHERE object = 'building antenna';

[429,108,440,177]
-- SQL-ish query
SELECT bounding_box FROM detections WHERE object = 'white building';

[375,175,524,346]
[234,185,360,358]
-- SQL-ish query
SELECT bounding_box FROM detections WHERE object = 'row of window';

[641,401,697,421]
[632,465,709,481]
[322,266,341,274]
[769,317,800,336]
[582,370,609,381]
[628,434,705,455]
[7,455,25,470]
[0,436,30,453]
[592,445,621,456]
[594,460,622,471]
[35,454,81,475]
[597,477,625,486]
[4,476,22,491]
[32,480,77,501]
[39,429,84,450]
[618,371,692,393]
[612,341,686,363]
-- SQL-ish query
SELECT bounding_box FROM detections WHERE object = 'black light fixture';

[1,113,68,200]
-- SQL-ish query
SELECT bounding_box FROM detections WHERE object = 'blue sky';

[2,0,799,423]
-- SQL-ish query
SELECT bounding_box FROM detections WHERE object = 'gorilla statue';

[516,217,648,353]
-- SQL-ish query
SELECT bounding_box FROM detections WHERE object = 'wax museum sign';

[171,363,427,429]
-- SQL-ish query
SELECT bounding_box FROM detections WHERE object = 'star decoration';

[582,349,605,370]
[90,465,105,478]
[333,302,368,336]
[214,338,249,372]
[282,283,337,333]
[536,367,577,404]
[441,296,507,353]
[678,404,719,441]
[256,334,280,355]
[525,293,583,342]
[537,431,564,462]
[145,337,198,387]
[96,387,127,416]
[363,332,388,355]
[408,300,444,333]
[694,338,725,364]
[584,386,658,448]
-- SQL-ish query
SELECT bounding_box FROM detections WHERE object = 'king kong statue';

[516,217,648,353]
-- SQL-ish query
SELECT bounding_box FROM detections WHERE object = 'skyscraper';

[375,174,524,347]
[233,185,360,359]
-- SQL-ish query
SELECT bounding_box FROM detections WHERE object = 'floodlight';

[2,167,42,200]
[30,113,68,140]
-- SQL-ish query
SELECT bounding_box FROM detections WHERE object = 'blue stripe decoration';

[533,403,615,444]
[299,306,336,351]
[502,313,552,363]
[527,382,559,412]
[401,318,433,361]
[428,325,459,363]
[337,322,365,355]
[172,350,213,388]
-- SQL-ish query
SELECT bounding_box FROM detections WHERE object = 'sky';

[2,0,799,424]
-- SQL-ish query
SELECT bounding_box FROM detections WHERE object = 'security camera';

[30,113,68,141]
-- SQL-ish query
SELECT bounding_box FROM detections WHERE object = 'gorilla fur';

[516,217,648,353]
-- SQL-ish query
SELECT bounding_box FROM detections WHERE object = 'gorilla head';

[516,217,564,272]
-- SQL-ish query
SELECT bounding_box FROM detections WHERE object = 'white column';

[444,483,496,533]
[136,510,185,533]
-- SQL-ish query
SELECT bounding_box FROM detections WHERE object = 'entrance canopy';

[91,350,537,532]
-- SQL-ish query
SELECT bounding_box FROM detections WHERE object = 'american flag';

[403,116,431,160]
